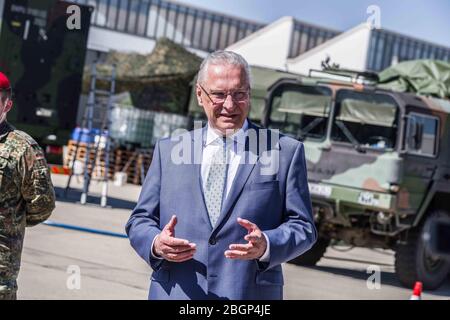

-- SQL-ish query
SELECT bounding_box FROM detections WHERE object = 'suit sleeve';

[262,142,317,270]
[125,140,164,271]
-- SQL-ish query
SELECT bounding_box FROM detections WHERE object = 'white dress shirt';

[200,120,248,201]
[153,120,270,262]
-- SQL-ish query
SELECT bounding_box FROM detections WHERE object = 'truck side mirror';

[414,122,423,149]
[406,117,423,150]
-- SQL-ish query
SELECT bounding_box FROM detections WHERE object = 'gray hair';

[197,51,251,86]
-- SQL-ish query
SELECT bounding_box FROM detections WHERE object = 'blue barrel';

[71,127,96,143]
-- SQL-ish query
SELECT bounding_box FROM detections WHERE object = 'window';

[406,113,439,156]
[107,0,119,29]
[183,12,195,46]
[136,1,150,36]
[236,22,247,41]
[156,7,167,38]
[244,25,253,37]
[147,3,159,37]
[116,0,129,31]
[192,14,204,48]
[209,19,221,50]
[374,34,385,71]
[290,29,300,57]
[201,18,212,50]
[127,0,140,34]
[227,22,238,47]
[299,30,309,55]
[165,6,177,38]
[174,9,186,44]
[96,0,108,27]
[331,90,399,150]
[268,84,332,141]
[219,19,230,49]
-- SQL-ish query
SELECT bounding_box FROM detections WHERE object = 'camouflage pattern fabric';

[0,121,55,300]
[82,38,202,114]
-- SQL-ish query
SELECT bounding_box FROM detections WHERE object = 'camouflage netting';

[82,38,202,114]
[378,59,450,99]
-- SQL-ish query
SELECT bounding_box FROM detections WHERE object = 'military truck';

[262,65,450,289]
[0,0,92,162]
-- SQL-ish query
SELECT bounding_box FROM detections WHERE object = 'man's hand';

[224,218,267,260]
[153,215,196,262]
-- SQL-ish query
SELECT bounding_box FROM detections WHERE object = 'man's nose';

[222,94,235,112]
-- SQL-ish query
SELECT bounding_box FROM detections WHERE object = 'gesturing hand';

[224,218,267,260]
[153,215,196,262]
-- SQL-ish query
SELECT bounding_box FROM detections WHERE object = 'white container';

[113,172,128,186]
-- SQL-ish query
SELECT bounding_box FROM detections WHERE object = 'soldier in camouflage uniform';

[0,72,55,300]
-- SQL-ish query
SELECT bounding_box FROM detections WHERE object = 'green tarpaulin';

[276,89,331,118]
[378,59,450,99]
[337,98,397,127]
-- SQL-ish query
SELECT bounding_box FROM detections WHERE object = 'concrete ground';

[16,174,450,300]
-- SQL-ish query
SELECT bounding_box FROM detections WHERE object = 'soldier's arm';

[19,143,56,226]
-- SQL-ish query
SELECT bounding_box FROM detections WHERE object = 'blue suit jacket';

[126,121,317,300]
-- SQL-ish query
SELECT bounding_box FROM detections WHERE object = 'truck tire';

[395,210,450,290]
[288,237,330,266]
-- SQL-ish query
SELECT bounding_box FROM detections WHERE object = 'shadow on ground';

[54,187,136,210]
[289,257,450,297]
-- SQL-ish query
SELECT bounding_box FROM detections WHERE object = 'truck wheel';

[395,210,450,290]
[288,237,330,266]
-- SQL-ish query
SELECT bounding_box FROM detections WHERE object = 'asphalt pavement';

[16,174,450,300]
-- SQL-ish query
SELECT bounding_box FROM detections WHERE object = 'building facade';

[367,29,450,71]
[71,0,264,57]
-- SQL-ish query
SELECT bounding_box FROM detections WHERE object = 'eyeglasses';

[199,84,249,104]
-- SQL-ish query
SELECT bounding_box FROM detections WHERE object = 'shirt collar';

[205,119,248,146]
[0,121,12,141]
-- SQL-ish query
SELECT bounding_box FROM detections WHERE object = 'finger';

[162,243,196,254]
[166,249,196,261]
[167,249,196,261]
[164,215,178,233]
[237,218,257,232]
[162,236,190,247]
[229,243,253,251]
[244,234,262,243]
[224,250,251,259]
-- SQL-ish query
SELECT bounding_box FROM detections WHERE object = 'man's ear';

[195,84,204,107]
[4,99,13,113]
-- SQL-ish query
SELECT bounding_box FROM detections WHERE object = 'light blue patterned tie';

[205,138,227,227]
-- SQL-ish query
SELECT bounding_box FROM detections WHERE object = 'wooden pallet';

[114,149,153,185]
[64,140,153,185]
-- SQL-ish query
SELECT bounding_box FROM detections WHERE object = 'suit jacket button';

[209,238,217,245]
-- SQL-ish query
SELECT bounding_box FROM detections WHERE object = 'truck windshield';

[331,90,398,150]
[267,84,332,140]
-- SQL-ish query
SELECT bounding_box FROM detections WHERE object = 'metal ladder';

[65,62,116,207]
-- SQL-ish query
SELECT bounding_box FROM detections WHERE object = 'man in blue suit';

[126,51,317,300]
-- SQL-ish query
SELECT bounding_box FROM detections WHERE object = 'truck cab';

[262,69,450,289]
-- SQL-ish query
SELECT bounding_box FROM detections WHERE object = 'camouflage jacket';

[0,121,55,298]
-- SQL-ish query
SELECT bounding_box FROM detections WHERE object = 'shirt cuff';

[258,232,270,262]
[151,234,164,260]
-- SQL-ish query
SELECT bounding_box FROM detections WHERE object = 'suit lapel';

[190,126,214,230]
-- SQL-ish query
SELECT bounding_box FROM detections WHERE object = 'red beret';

[0,72,11,90]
